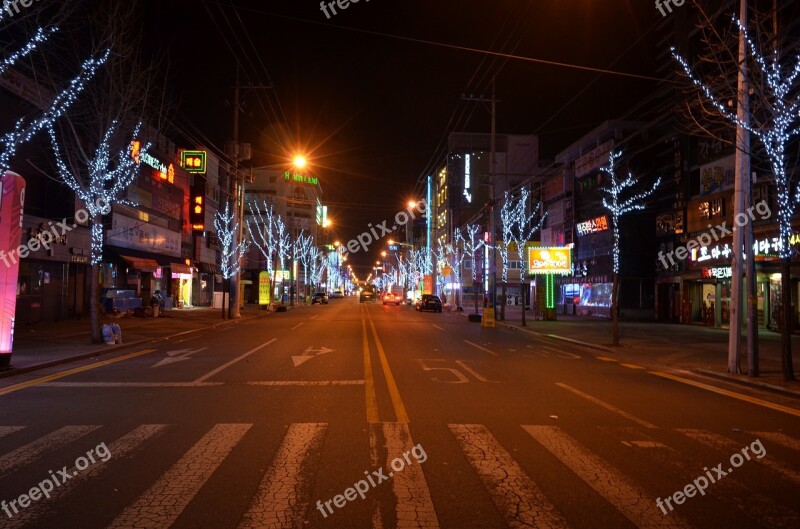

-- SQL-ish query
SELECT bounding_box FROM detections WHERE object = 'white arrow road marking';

[291,346,335,367]
[152,347,207,367]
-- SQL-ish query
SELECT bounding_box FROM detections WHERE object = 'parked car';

[329,291,344,299]
[415,294,442,313]
[311,292,328,304]
[382,292,401,305]
[359,287,376,303]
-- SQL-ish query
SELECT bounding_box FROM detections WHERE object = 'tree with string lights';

[673,14,800,380]
[601,151,661,346]
[500,187,547,326]
[462,224,484,314]
[216,202,249,318]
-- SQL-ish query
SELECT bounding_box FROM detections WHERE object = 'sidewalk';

[455,305,800,397]
[1,305,274,377]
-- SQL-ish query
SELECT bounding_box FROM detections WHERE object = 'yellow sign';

[258,271,271,305]
[482,308,495,328]
[528,247,572,275]
[442,266,453,276]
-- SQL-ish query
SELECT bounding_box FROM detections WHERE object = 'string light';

[48,120,148,265]
[246,200,278,274]
[672,16,800,261]
[0,49,110,176]
[600,151,661,274]
[499,187,547,283]
[0,26,58,78]
[215,202,249,280]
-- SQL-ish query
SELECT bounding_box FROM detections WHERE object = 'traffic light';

[190,185,205,234]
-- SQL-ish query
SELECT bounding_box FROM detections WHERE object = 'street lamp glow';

[293,155,307,169]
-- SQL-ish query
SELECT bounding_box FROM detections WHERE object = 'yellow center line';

[366,306,410,423]
[619,363,646,370]
[596,356,619,363]
[650,371,800,418]
[0,349,158,397]
[361,304,380,423]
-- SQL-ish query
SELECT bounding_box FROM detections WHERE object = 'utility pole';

[744,0,759,376]
[462,79,500,317]
[729,0,748,373]
[229,65,273,318]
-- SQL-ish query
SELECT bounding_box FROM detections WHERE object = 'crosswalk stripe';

[383,422,439,529]
[555,383,657,429]
[448,424,570,529]
[523,425,693,529]
[0,426,24,439]
[107,423,251,529]
[0,425,168,529]
[0,425,100,478]
[750,431,800,452]
[610,427,800,529]
[678,429,800,485]
[238,423,326,529]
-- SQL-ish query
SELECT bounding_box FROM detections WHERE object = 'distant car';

[311,292,328,304]
[329,291,344,299]
[382,292,401,305]
[360,288,376,303]
[416,294,442,313]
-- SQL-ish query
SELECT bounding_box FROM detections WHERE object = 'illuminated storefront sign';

[0,172,26,366]
[576,215,609,237]
[131,141,174,183]
[528,247,572,275]
[259,271,271,305]
[181,150,207,174]
[284,171,318,186]
[702,267,732,279]
[691,234,800,263]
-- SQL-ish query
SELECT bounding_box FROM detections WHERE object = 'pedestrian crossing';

[0,422,798,528]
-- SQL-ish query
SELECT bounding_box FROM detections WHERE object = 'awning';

[169,263,193,275]
[198,262,220,274]
[120,255,160,272]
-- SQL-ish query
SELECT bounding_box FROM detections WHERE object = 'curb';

[694,369,800,400]
[0,311,270,380]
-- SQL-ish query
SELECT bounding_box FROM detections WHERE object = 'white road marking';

[678,428,800,484]
[152,347,208,368]
[538,346,581,359]
[555,382,657,429]
[524,425,693,529]
[750,431,800,452]
[369,424,384,529]
[194,338,277,383]
[383,422,439,528]
[247,380,365,386]
[108,423,251,529]
[0,425,168,529]
[238,423,327,529]
[310,314,319,319]
[448,423,569,529]
[0,425,101,478]
[463,340,499,357]
[455,360,497,383]
[291,322,305,330]
[0,426,24,439]
[611,426,800,528]
[432,324,444,331]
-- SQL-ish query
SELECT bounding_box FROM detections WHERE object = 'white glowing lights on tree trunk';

[216,202,249,280]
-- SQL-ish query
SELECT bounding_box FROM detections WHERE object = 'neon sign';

[528,247,572,275]
[576,215,609,236]
[284,171,318,186]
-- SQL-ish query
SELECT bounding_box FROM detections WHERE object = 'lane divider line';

[555,382,657,429]
[0,349,157,397]
[366,306,410,423]
[362,304,380,424]
[193,339,277,383]
[463,340,499,357]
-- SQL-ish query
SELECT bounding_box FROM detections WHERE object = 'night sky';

[139,0,664,272]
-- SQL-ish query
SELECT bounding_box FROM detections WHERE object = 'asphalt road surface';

[0,297,798,528]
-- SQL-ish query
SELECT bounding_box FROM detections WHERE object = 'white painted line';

[44,382,223,388]
[463,340,498,357]
[369,424,384,529]
[610,426,800,528]
[0,426,24,439]
[247,380,365,386]
[291,322,305,330]
[555,383,657,429]
[1,425,168,529]
[751,431,800,452]
[455,360,496,383]
[432,324,444,331]
[449,423,568,529]
[238,423,327,529]
[383,422,439,528]
[194,338,277,383]
[0,425,100,478]
[538,345,581,359]
[524,425,693,529]
[678,429,800,484]
[311,314,319,319]
[108,423,251,529]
